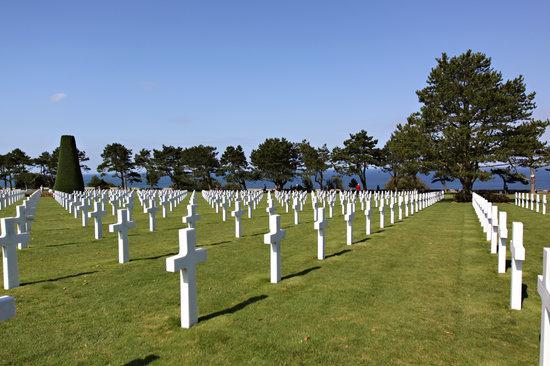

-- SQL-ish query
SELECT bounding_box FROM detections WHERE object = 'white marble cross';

[80,199,90,227]
[365,201,371,236]
[538,247,550,364]
[344,202,355,245]
[146,199,159,232]
[390,197,395,225]
[182,203,200,229]
[510,222,525,310]
[398,196,403,221]
[88,201,107,240]
[292,198,300,225]
[0,218,29,289]
[0,295,15,322]
[497,211,507,274]
[231,200,244,238]
[314,207,328,260]
[379,198,385,229]
[490,205,498,254]
[264,214,285,283]
[108,209,135,264]
[166,228,207,328]
[221,198,229,222]
[14,205,29,250]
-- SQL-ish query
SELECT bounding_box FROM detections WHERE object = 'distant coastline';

[84,167,550,190]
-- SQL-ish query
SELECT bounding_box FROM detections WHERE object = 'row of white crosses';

[0,190,41,322]
[202,190,264,238]
[0,189,25,211]
[515,192,547,215]
[0,190,41,290]
[165,189,444,329]
[472,193,525,310]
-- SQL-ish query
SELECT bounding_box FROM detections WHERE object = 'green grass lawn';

[0,194,545,365]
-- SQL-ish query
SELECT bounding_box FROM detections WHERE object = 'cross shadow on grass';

[45,241,81,248]
[199,295,268,322]
[202,240,232,247]
[21,271,98,286]
[132,252,178,262]
[282,266,321,281]
[522,284,528,306]
[325,249,351,259]
[354,237,371,244]
[124,354,160,366]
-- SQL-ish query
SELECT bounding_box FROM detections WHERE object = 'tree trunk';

[530,167,536,194]
[459,177,474,200]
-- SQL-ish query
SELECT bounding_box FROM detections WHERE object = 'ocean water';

[85,167,550,191]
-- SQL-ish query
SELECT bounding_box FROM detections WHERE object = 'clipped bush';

[53,135,84,193]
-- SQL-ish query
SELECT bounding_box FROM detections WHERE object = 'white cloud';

[50,92,67,103]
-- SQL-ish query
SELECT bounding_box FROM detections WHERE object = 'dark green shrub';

[53,135,84,193]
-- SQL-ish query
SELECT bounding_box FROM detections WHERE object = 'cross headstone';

[166,228,207,328]
[292,198,300,225]
[497,211,507,274]
[510,222,525,310]
[490,205,498,254]
[344,202,355,245]
[88,201,107,240]
[14,205,29,250]
[108,209,135,264]
[379,198,385,229]
[0,295,15,322]
[0,218,29,289]
[231,200,244,238]
[264,214,285,283]
[146,199,159,232]
[538,247,550,364]
[314,207,328,260]
[80,198,90,227]
[365,201,371,236]
[182,204,200,229]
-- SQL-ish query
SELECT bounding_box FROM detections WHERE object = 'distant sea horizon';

[84,167,550,191]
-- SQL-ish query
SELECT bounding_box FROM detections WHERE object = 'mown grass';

[0,194,545,365]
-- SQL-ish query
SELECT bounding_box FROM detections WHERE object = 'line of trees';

[1,51,548,200]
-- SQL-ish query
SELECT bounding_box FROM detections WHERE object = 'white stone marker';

[490,205,498,254]
[80,199,90,227]
[166,228,207,329]
[314,207,328,260]
[88,201,107,240]
[344,203,355,245]
[146,200,159,232]
[379,198,385,229]
[538,247,550,364]
[398,196,403,221]
[0,218,28,289]
[182,204,200,229]
[264,214,285,283]
[390,197,395,225]
[108,209,135,264]
[497,211,507,274]
[221,198,229,222]
[510,222,525,310]
[231,200,244,238]
[0,296,15,321]
[14,205,29,250]
[292,198,300,225]
[365,201,371,236]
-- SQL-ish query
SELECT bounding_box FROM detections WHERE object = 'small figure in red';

[355,183,361,191]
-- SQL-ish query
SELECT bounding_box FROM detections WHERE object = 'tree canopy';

[415,50,537,199]
[250,138,299,190]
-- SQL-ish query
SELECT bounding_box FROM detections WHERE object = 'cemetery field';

[0,195,545,365]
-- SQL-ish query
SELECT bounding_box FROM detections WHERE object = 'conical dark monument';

[53,135,85,193]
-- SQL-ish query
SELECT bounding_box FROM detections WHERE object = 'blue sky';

[1,1,549,169]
